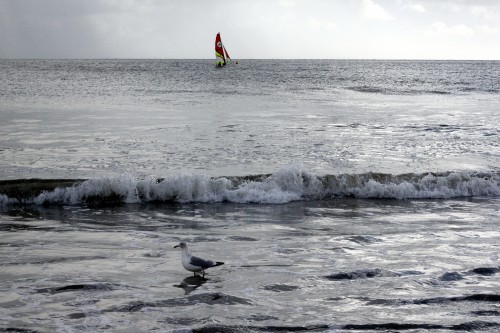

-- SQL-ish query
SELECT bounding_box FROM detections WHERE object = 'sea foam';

[2,166,500,206]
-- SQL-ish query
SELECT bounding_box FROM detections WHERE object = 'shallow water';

[1,198,499,332]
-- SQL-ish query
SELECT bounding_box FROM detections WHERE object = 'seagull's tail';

[214,261,224,267]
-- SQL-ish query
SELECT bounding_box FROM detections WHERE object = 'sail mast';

[223,45,231,64]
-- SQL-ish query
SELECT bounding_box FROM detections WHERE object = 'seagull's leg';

[202,271,205,278]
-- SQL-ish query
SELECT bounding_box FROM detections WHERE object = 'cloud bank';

[0,0,499,59]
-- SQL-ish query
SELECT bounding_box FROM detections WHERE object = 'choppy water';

[1,59,499,332]
[1,60,499,179]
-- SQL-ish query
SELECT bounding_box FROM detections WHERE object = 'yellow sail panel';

[216,51,225,66]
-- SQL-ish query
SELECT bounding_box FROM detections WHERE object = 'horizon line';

[1,58,499,61]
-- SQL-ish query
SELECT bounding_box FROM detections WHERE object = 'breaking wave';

[1,166,499,206]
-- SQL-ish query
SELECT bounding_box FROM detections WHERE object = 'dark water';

[1,60,499,332]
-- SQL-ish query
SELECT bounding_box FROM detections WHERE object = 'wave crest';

[1,166,499,206]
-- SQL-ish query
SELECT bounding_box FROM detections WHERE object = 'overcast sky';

[1,0,499,59]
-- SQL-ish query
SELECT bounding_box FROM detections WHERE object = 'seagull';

[173,242,224,277]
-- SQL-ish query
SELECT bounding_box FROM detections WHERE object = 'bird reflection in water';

[174,275,207,295]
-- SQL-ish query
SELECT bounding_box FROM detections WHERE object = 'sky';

[1,0,499,60]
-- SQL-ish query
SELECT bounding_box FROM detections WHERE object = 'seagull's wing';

[189,255,217,269]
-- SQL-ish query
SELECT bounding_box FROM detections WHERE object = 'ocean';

[0,59,499,332]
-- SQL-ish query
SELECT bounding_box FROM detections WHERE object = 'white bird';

[173,242,224,276]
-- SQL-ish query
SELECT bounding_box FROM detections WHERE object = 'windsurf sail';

[215,33,225,66]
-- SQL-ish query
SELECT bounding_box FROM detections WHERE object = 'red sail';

[224,46,230,60]
[215,33,225,63]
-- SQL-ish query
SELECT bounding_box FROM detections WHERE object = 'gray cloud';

[0,0,115,58]
[1,0,499,59]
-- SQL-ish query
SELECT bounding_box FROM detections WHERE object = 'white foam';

[33,175,142,205]
[4,166,500,206]
[0,194,18,206]
[325,171,500,200]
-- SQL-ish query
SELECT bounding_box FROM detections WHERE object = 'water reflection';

[174,275,207,295]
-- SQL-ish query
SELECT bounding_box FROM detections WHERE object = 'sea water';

[0,59,499,332]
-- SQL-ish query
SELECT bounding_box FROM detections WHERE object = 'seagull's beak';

[173,244,179,248]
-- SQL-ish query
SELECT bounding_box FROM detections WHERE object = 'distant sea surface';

[1,60,499,332]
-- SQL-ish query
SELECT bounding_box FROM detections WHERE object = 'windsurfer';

[215,33,230,67]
